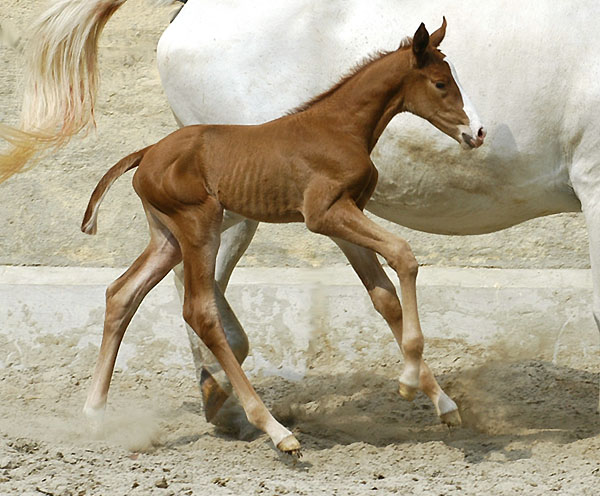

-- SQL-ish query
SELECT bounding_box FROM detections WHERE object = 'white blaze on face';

[447,59,483,139]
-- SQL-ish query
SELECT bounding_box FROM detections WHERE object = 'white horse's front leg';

[581,206,600,412]
[570,158,600,412]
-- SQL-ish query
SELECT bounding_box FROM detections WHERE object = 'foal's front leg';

[306,199,425,400]
[332,238,460,426]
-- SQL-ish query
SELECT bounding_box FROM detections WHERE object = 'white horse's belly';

[369,116,581,234]
[158,0,587,235]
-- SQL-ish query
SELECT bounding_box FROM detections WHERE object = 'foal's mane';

[288,36,413,115]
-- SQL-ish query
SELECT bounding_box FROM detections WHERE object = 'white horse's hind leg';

[217,214,260,289]
[332,238,460,426]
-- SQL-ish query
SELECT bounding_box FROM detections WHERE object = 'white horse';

[161,0,600,419]
[1,0,599,424]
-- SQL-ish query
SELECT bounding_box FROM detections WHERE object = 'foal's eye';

[435,82,446,90]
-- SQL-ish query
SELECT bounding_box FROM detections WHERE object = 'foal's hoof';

[440,409,462,428]
[201,368,229,423]
[398,382,418,402]
[82,405,105,438]
[277,435,302,458]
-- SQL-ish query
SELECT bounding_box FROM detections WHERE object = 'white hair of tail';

[0,0,177,183]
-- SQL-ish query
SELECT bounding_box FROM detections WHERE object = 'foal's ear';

[412,23,429,66]
[429,16,447,47]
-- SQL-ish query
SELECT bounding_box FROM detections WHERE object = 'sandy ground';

[1,332,599,496]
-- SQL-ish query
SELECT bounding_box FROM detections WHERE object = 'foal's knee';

[387,241,418,280]
[401,334,424,358]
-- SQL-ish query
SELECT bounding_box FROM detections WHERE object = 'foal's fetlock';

[244,402,298,455]
[398,381,418,401]
[398,367,420,401]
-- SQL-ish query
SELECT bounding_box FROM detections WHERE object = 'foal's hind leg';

[170,200,300,454]
[174,267,249,422]
[173,213,257,423]
[83,211,182,427]
[333,238,460,426]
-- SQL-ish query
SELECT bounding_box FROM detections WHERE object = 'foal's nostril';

[477,127,486,139]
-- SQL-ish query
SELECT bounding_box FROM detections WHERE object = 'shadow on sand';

[182,359,599,463]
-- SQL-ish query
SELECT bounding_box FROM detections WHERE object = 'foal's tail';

[81,146,151,235]
[0,0,177,183]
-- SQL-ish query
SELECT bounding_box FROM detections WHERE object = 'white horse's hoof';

[200,367,230,423]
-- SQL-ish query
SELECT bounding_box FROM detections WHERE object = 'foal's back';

[133,119,373,224]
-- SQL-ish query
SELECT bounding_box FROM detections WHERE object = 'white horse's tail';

[0,0,176,183]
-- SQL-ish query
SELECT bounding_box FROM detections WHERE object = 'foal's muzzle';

[461,127,486,149]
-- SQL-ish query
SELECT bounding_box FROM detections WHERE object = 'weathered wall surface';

[1,266,596,379]
[0,0,590,270]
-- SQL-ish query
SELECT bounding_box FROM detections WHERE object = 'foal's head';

[401,18,485,149]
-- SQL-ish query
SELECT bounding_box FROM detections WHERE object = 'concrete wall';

[1,266,596,379]
[0,0,591,271]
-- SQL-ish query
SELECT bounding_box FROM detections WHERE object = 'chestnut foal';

[81,20,484,455]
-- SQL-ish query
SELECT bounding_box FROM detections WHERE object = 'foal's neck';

[309,48,413,152]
